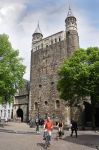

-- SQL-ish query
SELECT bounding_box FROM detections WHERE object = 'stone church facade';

[29,7,79,125]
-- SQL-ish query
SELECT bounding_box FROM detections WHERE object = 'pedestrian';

[35,117,39,133]
[57,120,64,139]
[70,120,78,138]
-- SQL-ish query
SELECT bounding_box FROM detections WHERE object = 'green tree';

[0,34,26,103]
[57,47,99,128]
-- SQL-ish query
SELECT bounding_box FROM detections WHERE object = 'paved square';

[0,122,99,150]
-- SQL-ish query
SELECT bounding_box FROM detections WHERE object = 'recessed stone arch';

[17,108,23,122]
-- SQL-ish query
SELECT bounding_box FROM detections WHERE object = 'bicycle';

[44,130,51,149]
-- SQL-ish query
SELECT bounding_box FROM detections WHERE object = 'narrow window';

[34,102,38,110]
[51,82,54,85]
[41,43,43,48]
[55,38,57,43]
[39,84,42,88]
[59,37,61,42]
[51,40,53,44]
[45,101,48,106]
[56,100,60,109]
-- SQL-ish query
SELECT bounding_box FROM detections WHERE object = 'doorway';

[17,108,23,122]
[84,101,92,126]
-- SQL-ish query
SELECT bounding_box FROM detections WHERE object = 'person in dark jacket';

[70,120,78,138]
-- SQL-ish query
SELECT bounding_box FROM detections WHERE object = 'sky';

[0,0,99,80]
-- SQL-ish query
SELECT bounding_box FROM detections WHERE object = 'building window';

[55,38,57,43]
[68,31,70,34]
[51,82,54,85]
[45,101,48,106]
[51,40,53,44]
[4,110,6,117]
[41,43,43,48]
[55,100,60,109]
[1,110,2,117]
[39,84,42,88]
[59,37,61,42]
[8,110,10,118]
[34,102,38,110]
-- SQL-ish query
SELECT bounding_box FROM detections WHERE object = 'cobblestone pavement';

[0,122,99,150]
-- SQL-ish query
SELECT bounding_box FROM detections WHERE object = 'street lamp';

[35,102,40,132]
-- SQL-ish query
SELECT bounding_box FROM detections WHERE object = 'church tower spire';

[34,21,42,35]
[65,6,79,56]
[65,6,77,32]
[32,22,43,44]
[67,5,73,17]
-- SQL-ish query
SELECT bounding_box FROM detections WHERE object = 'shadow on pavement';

[37,142,45,149]
[63,134,99,149]
[0,129,36,135]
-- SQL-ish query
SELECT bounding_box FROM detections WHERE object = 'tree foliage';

[57,47,99,106]
[0,34,26,103]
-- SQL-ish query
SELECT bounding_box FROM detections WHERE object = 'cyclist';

[43,117,53,145]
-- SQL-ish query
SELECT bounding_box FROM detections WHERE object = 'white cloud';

[77,13,99,48]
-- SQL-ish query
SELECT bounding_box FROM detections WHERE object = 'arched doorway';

[17,108,23,122]
[84,101,92,126]
[95,107,99,127]
[84,102,99,127]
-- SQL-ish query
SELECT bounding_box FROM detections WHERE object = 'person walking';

[70,120,78,138]
[57,120,64,139]
[35,117,39,133]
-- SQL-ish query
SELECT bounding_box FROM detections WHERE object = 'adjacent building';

[13,80,30,122]
[0,103,13,121]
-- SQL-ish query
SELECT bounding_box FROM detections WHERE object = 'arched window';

[34,102,38,110]
[55,38,57,43]
[51,40,53,44]
[41,43,43,48]
[59,37,61,42]
[55,100,60,109]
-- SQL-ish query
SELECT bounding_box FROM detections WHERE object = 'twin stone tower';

[29,7,79,125]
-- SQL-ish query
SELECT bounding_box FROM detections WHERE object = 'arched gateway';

[17,108,23,122]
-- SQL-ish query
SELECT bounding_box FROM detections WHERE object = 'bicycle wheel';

[45,135,50,149]
[45,139,48,149]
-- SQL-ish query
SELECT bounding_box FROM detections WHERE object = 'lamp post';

[37,102,40,131]
[35,102,40,133]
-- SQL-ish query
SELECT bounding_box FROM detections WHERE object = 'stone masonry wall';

[30,39,70,123]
